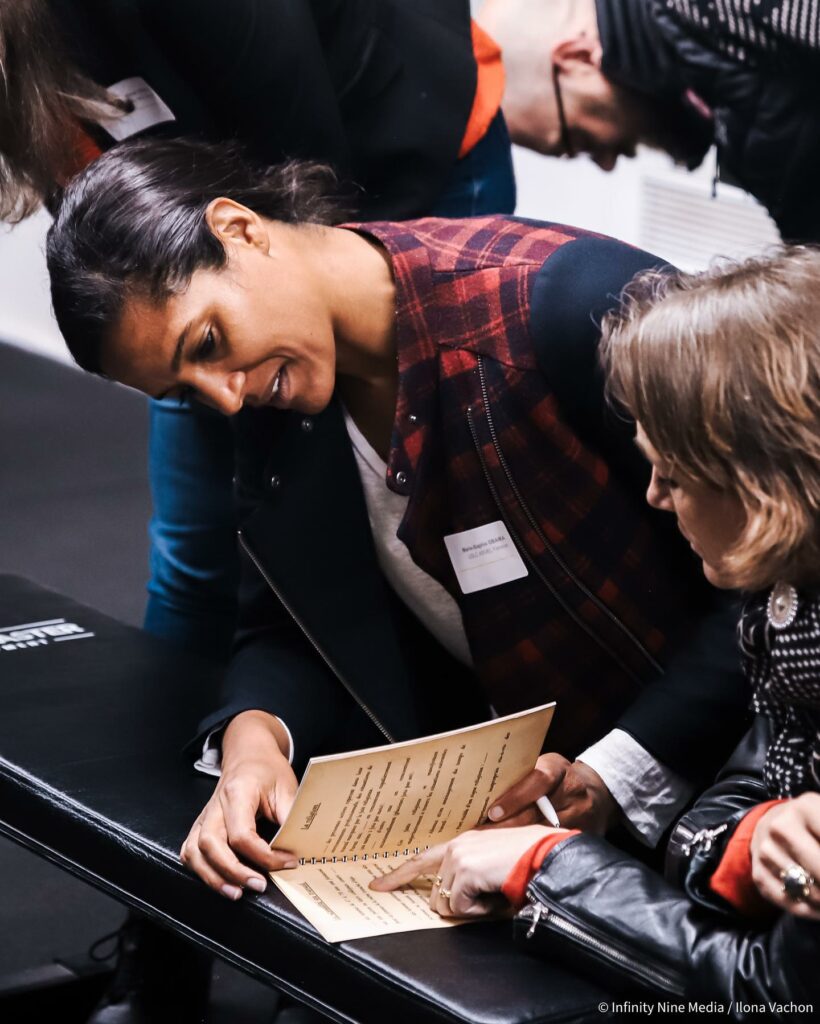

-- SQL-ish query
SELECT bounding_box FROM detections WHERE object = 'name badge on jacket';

[444,521,528,595]
[97,77,175,142]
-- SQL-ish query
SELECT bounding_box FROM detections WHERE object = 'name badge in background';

[444,520,528,595]
[97,77,175,142]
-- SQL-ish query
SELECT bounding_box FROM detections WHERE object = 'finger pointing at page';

[369,845,446,892]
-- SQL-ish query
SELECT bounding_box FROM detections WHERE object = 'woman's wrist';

[502,829,579,909]
[709,799,786,916]
[222,709,291,768]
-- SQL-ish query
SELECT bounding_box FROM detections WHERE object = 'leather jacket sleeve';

[513,721,820,1016]
[515,834,818,1015]
[664,718,770,901]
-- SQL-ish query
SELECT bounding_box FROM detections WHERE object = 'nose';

[190,368,246,416]
[593,151,618,172]
[646,468,672,512]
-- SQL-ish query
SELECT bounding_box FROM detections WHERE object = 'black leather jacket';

[515,718,819,1019]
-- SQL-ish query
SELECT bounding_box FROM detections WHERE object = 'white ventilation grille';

[639,171,781,272]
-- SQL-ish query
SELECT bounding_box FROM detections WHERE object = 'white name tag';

[97,77,175,141]
[444,520,528,595]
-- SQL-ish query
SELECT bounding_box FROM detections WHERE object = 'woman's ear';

[204,198,270,253]
[552,32,604,73]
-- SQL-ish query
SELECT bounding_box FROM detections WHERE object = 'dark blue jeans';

[144,114,516,653]
[430,111,516,217]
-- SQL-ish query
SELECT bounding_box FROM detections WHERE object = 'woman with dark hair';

[1,0,515,657]
[1,2,514,1016]
[47,136,750,908]
[374,251,820,1016]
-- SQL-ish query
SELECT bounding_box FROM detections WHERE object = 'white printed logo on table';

[0,618,95,653]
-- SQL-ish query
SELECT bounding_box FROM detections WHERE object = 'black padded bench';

[0,575,610,1023]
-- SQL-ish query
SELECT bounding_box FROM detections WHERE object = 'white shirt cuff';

[193,716,295,777]
[577,728,694,847]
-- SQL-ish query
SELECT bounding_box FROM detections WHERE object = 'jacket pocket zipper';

[474,356,662,676]
[520,897,686,995]
[679,823,728,857]
[239,530,394,744]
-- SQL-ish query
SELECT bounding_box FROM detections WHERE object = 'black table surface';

[0,575,609,1024]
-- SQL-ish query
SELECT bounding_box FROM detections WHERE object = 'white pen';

[535,794,561,828]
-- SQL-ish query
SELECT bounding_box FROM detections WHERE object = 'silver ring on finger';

[780,862,815,902]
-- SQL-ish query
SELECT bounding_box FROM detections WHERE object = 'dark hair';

[0,0,127,220]
[47,136,343,374]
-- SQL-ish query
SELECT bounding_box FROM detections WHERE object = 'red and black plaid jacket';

[217,216,740,771]
[354,216,705,752]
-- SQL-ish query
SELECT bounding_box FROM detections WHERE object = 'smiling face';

[101,203,337,416]
[635,424,747,589]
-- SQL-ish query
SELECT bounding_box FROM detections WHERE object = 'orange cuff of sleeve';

[459,21,505,158]
[502,831,580,910]
[709,800,787,917]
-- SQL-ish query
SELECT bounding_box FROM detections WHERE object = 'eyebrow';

[153,321,192,400]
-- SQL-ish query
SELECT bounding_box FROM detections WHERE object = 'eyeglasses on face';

[551,63,576,159]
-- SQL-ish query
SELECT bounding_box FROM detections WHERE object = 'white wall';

[514,144,645,243]
[0,209,69,363]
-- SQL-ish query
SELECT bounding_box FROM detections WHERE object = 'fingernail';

[246,877,267,893]
[488,806,504,821]
[220,884,243,900]
[283,860,298,869]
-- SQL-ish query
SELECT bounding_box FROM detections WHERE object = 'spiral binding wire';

[297,846,427,866]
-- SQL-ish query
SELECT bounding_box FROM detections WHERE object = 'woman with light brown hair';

[609,249,820,594]
[377,248,820,1015]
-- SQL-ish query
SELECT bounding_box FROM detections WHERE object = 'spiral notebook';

[270,702,555,942]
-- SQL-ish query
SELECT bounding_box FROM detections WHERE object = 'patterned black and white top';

[740,585,820,797]
[662,0,820,64]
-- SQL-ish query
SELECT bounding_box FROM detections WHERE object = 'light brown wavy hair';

[0,0,125,221]
[601,248,820,591]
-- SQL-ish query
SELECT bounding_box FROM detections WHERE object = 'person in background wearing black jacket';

[0,2,514,1020]
[46,137,750,914]
[376,249,820,1019]
[477,0,820,241]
